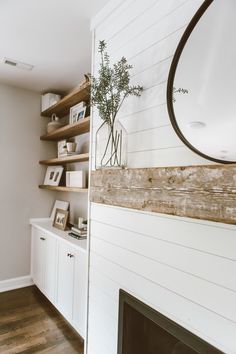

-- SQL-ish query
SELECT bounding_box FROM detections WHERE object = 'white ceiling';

[0,0,109,93]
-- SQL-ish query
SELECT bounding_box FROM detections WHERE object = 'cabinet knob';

[67,253,74,258]
[40,237,46,241]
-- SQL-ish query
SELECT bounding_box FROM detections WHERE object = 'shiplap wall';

[88,1,236,353]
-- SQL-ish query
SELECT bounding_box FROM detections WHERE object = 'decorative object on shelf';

[78,217,86,229]
[68,231,87,240]
[79,73,91,88]
[78,216,84,229]
[58,139,67,157]
[69,217,87,239]
[95,120,127,168]
[57,139,78,157]
[66,142,77,153]
[44,165,64,186]
[70,102,86,124]
[53,208,69,231]
[41,93,61,112]
[47,113,64,133]
[90,40,143,169]
[66,170,86,188]
[50,200,70,220]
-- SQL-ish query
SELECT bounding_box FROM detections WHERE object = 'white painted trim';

[90,0,124,30]
[85,28,96,354]
[0,275,33,293]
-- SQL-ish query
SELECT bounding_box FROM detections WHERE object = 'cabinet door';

[44,235,57,303]
[31,227,45,291]
[57,242,76,321]
[73,250,87,338]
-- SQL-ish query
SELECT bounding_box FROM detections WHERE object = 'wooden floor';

[0,286,84,353]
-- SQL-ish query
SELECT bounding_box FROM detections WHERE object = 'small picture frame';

[70,103,86,124]
[50,200,69,220]
[44,166,63,186]
[53,208,69,231]
[57,139,67,157]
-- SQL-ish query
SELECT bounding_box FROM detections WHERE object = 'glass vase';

[95,120,127,169]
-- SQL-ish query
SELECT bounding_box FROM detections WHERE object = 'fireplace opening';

[117,290,223,354]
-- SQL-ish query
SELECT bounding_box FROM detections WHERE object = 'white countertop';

[30,218,87,254]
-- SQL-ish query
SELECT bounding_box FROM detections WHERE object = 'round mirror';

[167,0,236,163]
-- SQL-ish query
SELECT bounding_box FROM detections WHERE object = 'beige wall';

[0,83,56,281]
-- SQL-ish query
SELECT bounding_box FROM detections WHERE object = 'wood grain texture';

[0,286,83,354]
[39,185,88,193]
[39,153,89,165]
[90,165,236,225]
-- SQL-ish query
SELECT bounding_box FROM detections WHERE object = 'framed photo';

[53,208,69,230]
[57,139,67,157]
[50,200,69,220]
[70,103,86,124]
[44,166,63,186]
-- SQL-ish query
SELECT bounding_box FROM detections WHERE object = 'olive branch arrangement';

[90,40,143,125]
[89,40,143,167]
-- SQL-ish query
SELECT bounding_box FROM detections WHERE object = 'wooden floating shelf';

[41,83,91,118]
[39,185,88,193]
[39,153,89,165]
[40,117,90,141]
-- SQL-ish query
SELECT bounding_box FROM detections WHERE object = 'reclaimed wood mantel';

[90,165,236,225]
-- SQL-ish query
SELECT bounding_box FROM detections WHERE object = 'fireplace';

[117,290,223,354]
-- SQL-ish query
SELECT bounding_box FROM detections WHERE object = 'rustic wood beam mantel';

[90,165,236,225]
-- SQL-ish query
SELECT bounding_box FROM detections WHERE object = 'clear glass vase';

[95,120,127,169]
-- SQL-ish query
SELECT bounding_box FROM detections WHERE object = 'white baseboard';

[0,275,33,293]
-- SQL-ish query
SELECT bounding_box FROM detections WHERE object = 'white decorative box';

[66,171,86,188]
[41,93,61,112]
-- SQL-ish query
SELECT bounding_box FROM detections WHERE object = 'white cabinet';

[31,227,45,291]
[44,234,57,302]
[57,241,87,338]
[30,220,87,339]
[31,226,57,303]
[57,242,76,320]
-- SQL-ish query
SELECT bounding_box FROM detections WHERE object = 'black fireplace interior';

[117,290,223,354]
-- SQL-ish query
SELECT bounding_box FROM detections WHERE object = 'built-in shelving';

[39,153,89,166]
[40,83,90,194]
[39,185,88,193]
[40,117,90,141]
[41,83,90,118]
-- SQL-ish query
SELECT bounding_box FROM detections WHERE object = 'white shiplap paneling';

[88,1,236,354]
[88,205,236,354]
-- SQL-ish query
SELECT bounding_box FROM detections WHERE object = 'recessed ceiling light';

[187,121,206,129]
[1,57,34,71]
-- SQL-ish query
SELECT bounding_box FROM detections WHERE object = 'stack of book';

[69,226,87,240]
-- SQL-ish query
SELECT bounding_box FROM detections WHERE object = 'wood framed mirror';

[167,0,236,163]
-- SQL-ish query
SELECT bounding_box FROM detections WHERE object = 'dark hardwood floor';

[0,286,84,353]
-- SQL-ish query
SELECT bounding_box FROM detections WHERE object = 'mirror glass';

[168,0,236,163]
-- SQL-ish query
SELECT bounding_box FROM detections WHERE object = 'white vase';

[47,114,64,133]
